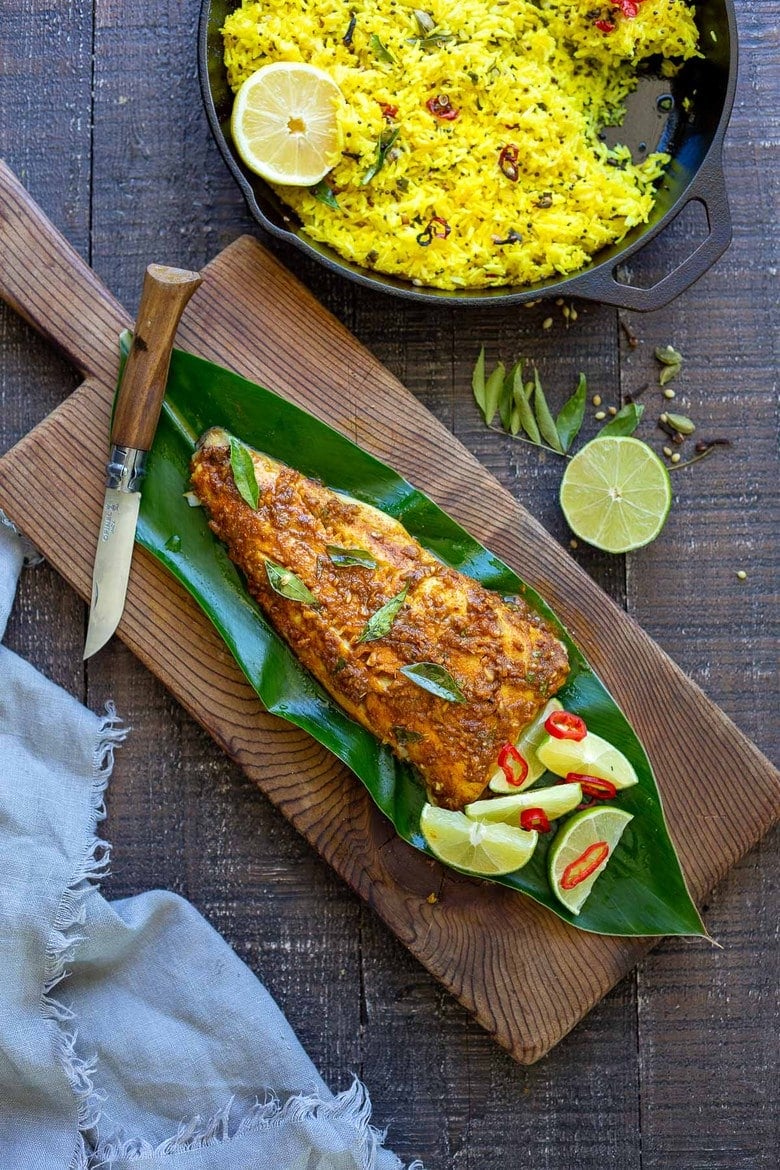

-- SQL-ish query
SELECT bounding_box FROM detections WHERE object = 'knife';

[83,263,202,659]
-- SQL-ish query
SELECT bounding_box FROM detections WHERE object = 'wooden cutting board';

[1,162,778,1064]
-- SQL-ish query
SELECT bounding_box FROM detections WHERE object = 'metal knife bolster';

[106,444,148,493]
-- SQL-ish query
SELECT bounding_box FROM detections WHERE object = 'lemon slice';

[231,62,343,186]
[536,730,638,789]
[560,436,672,553]
[420,804,538,876]
[466,781,583,825]
[489,698,563,793]
[548,806,633,914]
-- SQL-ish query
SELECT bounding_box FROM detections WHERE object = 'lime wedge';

[420,803,538,875]
[466,782,583,825]
[489,698,563,793]
[560,436,672,553]
[536,730,638,789]
[548,806,633,914]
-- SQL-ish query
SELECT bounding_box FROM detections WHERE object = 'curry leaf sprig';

[472,348,644,457]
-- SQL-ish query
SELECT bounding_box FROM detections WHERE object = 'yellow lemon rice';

[223,0,700,290]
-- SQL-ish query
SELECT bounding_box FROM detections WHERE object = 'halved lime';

[489,698,563,793]
[536,730,638,789]
[548,806,633,914]
[420,803,538,875]
[560,436,672,553]
[466,782,583,825]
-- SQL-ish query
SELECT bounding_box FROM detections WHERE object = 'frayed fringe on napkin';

[41,703,128,1167]
[39,701,422,1170]
[90,1080,423,1167]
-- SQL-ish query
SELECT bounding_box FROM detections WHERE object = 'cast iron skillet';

[199,0,737,310]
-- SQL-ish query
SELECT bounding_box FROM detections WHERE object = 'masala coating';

[190,428,569,809]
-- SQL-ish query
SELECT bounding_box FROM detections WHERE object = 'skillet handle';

[560,150,732,312]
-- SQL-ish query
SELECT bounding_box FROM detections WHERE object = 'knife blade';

[84,264,202,658]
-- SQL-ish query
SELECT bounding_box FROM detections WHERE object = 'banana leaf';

[126,338,705,938]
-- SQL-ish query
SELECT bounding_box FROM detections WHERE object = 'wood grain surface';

[1,2,778,1166]
[0,177,777,1061]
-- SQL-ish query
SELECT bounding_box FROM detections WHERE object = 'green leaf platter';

[126,338,705,939]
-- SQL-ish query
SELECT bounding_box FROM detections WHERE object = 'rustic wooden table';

[1,3,777,1167]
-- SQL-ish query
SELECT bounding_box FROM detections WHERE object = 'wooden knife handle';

[111,264,202,452]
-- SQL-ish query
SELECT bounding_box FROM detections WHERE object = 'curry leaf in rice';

[362,126,400,186]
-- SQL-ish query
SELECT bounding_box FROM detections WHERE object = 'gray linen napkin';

[0,520,421,1170]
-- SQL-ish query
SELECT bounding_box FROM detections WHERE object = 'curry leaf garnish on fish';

[555,372,587,453]
[265,559,320,606]
[326,545,379,568]
[399,662,466,703]
[597,402,644,437]
[393,726,424,744]
[358,582,409,642]
[369,33,395,64]
[229,437,260,508]
[362,126,401,185]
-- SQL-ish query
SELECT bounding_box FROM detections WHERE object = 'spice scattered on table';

[655,344,683,386]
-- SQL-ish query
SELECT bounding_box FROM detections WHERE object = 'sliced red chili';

[497,742,529,788]
[613,0,641,17]
[426,94,459,120]
[561,842,610,890]
[520,807,551,833]
[567,773,618,801]
[416,215,451,247]
[379,102,398,120]
[498,144,520,181]
[544,710,587,741]
[594,19,615,32]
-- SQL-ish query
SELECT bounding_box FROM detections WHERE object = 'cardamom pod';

[664,412,696,435]
[655,345,683,366]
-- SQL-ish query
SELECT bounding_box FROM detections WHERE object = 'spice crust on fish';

[190,428,569,810]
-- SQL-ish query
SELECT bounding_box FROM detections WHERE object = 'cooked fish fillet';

[190,428,569,810]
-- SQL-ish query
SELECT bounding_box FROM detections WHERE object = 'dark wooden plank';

[1,1,777,1166]
[625,7,780,1164]
[0,1,92,689]
[1,222,777,1071]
